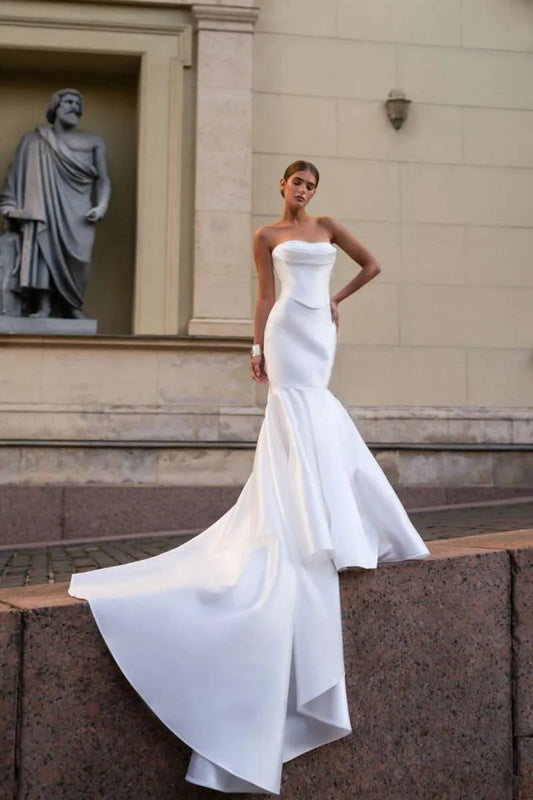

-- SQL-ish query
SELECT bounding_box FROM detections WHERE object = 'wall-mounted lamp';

[385,89,411,130]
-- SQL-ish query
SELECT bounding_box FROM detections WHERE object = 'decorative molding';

[164,57,185,333]
[0,404,530,449]
[188,318,254,337]
[348,406,533,421]
[191,3,259,32]
[51,0,190,5]
[0,15,192,62]
[0,14,187,37]
[0,334,250,350]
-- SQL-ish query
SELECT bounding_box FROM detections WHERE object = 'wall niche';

[0,48,139,334]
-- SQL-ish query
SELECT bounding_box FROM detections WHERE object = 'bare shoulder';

[316,215,336,229]
[316,215,343,241]
[253,224,279,250]
[316,217,377,265]
[253,226,277,281]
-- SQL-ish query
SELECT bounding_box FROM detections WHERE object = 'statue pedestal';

[0,316,97,335]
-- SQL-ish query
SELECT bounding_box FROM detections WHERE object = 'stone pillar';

[188,3,259,337]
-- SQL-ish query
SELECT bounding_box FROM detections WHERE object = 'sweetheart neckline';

[271,239,335,256]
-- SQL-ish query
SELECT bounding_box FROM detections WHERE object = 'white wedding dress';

[69,240,429,795]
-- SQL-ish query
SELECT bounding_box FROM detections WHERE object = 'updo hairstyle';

[281,160,320,197]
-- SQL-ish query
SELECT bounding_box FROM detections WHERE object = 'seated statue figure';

[0,88,111,318]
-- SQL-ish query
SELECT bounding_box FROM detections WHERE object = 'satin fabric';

[69,240,429,794]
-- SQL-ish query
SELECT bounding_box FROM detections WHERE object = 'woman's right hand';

[330,299,340,329]
[250,355,268,383]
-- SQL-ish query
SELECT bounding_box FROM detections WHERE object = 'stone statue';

[0,88,110,320]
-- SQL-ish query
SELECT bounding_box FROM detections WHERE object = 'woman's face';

[280,170,317,208]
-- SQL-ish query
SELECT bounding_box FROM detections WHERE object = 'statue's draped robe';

[0,126,98,310]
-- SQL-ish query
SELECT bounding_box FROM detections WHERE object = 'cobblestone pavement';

[1,500,532,589]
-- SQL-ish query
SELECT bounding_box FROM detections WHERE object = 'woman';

[69,160,429,795]
[251,160,382,385]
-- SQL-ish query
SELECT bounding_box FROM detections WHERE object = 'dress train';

[69,241,429,794]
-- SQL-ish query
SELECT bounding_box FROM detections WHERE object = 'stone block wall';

[252,0,533,410]
[3,531,533,799]
[0,0,531,492]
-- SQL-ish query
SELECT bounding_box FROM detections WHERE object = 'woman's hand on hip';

[251,355,268,383]
[330,300,339,329]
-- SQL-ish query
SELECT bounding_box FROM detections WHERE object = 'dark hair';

[283,160,319,187]
[46,89,84,124]
[281,160,319,197]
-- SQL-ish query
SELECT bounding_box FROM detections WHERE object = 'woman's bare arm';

[321,217,381,305]
[251,228,276,382]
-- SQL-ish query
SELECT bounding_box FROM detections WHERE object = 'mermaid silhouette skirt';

[69,241,429,794]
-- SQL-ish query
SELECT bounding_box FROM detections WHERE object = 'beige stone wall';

[0,0,530,490]
[252,0,533,408]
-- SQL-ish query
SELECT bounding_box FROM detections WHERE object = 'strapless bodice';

[272,240,336,308]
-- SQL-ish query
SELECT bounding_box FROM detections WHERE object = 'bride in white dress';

[69,160,429,795]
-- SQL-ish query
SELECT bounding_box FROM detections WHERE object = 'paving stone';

[0,503,531,590]
[89,552,119,568]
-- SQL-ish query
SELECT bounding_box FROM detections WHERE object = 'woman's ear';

[279,177,285,198]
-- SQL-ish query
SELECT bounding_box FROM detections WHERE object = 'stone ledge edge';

[1,528,531,612]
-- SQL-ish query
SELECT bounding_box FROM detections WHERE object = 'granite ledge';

[0,582,80,610]
[1,534,520,800]
[429,528,533,551]
[2,531,532,611]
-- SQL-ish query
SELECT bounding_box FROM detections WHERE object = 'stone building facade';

[0,0,531,528]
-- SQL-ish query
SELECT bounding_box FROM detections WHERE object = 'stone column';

[188,2,259,337]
